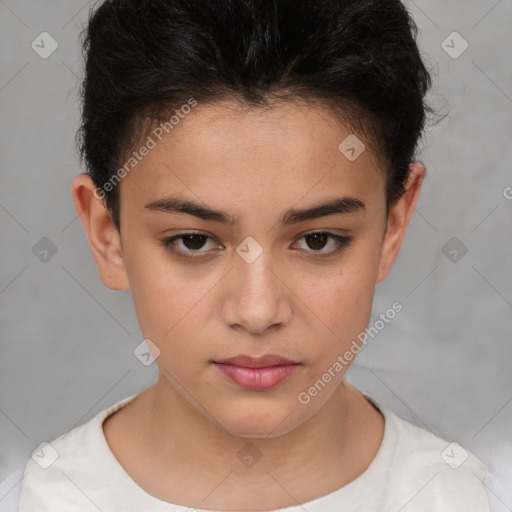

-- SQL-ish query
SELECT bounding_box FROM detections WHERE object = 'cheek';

[292,245,380,352]
[123,243,203,341]
[130,275,207,378]
[125,250,226,378]
[302,273,375,344]
[131,271,209,340]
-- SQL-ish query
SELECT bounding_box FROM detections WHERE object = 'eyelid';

[162,231,222,252]
[291,232,353,257]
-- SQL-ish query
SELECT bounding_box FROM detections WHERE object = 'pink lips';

[212,354,300,391]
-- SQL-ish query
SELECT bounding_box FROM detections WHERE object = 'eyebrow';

[144,195,365,226]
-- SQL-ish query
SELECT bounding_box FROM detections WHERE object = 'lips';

[213,354,299,368]
[212,354,300,391]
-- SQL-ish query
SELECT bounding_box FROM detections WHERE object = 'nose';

[221,252,293,335]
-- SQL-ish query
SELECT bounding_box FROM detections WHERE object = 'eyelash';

[162,231,354,260]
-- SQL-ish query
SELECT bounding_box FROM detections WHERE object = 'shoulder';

[368,396,494,511]
[15,394,138,512]
[0,468,25,512]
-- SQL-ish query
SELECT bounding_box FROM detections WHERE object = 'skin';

[71,98,425,510]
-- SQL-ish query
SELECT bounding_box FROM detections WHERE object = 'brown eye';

[178,234,209,250]
[162,232,219,258]
[294,232,353,255]
[304,232,329,251]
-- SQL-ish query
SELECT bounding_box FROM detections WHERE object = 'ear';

[70,174,129,291]
[376,162,425,283]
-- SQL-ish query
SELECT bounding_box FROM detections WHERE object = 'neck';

[135,373,384,509]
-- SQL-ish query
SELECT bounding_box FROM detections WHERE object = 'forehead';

[120,98,385,212]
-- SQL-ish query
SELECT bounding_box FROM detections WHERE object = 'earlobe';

[70,174,130,291]
[376,162,425,283]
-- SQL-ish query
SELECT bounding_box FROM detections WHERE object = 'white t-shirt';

[0,392,495,511]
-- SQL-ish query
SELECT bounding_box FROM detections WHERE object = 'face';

[72,98,424,438]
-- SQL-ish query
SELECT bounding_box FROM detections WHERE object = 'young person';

[3,0,495,510]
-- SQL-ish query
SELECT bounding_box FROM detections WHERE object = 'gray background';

[1,0,511,507]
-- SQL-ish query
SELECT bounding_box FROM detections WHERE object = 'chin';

[214,401,302,439]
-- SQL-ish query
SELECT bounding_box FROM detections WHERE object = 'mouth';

[212,354,301,391]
